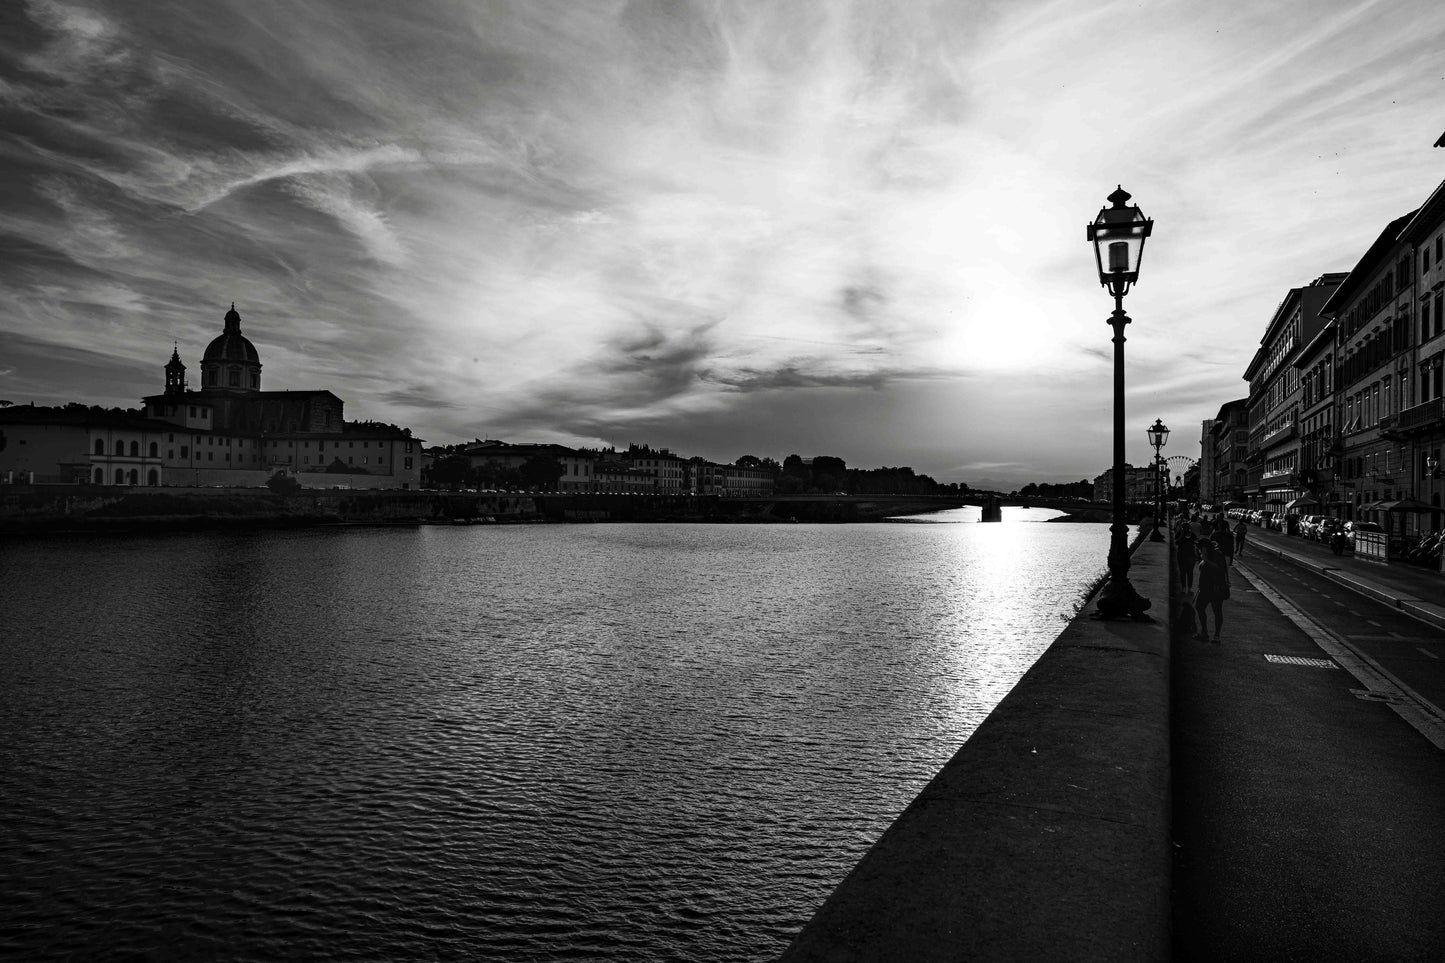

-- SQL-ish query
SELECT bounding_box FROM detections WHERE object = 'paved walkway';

[1172,522,1445,961]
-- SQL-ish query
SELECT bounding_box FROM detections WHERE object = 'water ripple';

[1,519,1105,961]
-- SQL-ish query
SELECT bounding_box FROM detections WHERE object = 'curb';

[1243,538,1445,632]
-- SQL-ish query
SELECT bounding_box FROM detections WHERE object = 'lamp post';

[1429,453,1441,529]
[1088,186,1154,619]
[1147,418,1169,541]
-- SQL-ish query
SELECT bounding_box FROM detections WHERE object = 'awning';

[1285,495,1319,509]
[1371,498,1437,513]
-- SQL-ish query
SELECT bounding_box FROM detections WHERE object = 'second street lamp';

[1088,186,1154,620]
[1147,418,1169,542]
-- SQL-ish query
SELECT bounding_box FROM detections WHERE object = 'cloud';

[2,0,1444,486]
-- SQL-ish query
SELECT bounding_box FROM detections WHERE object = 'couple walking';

[1179,532,1229,642]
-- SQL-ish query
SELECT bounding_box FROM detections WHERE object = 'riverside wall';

[781,531,1173,962]
[0,487,968,532]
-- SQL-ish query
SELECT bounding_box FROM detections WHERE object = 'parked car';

[1346,520,1385,549]
[1317,517,1344,542]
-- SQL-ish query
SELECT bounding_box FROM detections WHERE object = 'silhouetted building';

[0,304,421,489]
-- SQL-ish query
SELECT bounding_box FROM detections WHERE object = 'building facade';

[1320,212,1418,520]
[0,304,422,490]
[1242,274,1344,512]
[1391,181,1445,521]
[1208,399,1249,508]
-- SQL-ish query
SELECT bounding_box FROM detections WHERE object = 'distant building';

[619,444,687,492]
[1092,464,1158,504]
[1197,419,1217,506]
[460,440,596,491]
[0,304,422,489]
[686,458,775,497]
[1209,399,1249,507]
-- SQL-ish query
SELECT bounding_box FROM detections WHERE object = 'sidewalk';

[1171,526,1445,961]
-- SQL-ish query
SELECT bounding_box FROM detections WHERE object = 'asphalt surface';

[1172,523,1445,961]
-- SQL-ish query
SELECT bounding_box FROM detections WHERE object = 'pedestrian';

[1233,518,1248,557]
[1194,539,1230,642]
[1214,517,1235,566]
[1177,527,1197,591]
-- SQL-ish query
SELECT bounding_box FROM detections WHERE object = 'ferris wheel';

[1164,455,1197,496]
[1164,454,1196,482]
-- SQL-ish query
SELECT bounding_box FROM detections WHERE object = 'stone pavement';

[1172,522,1445,961]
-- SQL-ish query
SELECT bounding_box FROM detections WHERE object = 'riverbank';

[0,486,971,533]
[781,530,1170,961]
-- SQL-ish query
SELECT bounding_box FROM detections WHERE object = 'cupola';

[200,302,262,392]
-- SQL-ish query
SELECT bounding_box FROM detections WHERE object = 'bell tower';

[164,343,187,396]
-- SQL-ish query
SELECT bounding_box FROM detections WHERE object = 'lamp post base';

[1094,576,1153,620]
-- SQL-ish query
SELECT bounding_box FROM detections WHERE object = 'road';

[1236,549,1445,751]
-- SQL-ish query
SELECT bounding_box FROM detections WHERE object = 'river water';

[1,509,1107,960]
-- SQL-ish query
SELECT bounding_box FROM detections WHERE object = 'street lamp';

[1429,453,1441,525]
[1088,186,1154,619]
[1147,418,1169,542]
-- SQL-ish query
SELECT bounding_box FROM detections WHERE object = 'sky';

[1,0,1443,489]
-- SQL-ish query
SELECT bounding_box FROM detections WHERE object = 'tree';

[518,455,564,491]
[735,455,761,469]
[266,471,302,495]
[427,454,472,490]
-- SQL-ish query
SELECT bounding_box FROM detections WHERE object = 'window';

[94,439,104,455]
[189,406,196,417]
[180,446,188,458]
[208,452,213,461]
[148,469,158,485]
[149,442,158,457]
[229,367,240,386]
[404,457,413,470]
[94,468,103,484]
[115,469,124,484]
[115,440,125,455]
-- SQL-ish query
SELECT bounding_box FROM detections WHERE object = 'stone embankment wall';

[0,488,968,531]
[781,533,1172,962]
[0,487,540,533]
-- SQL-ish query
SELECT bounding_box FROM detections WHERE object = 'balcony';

[1261,468,1294,483]
[1395,398,1443,435]
[1260,422,1297,448]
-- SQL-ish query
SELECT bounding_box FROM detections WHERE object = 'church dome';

[203,304,260,364]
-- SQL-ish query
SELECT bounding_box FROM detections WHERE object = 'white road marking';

[1420,648,1440,661]
[1367,620,1383,628]
[1239,567,1445,753]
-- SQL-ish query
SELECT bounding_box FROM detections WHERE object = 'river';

[1,509,1107,960]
